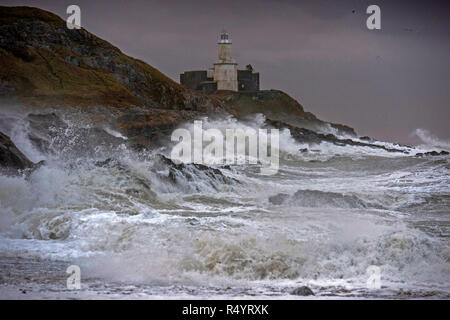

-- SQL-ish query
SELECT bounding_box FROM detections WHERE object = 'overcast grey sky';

[3,0,449,144]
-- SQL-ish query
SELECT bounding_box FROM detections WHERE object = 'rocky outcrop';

[265,119,408,154]
[153,154,238,190]
[214,90,356,136]
[291,286,315,296]
[416,151,449,157]
[0,6,223,113]
[0,131,34,172]
[0,6,361,150]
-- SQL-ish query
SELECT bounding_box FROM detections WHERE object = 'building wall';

[252,72,260,91]
[180,71,208,90]
[238,70,260,91]
[218,43,233,62]
[180,69,259,92]
[214,63,238,91]
[207,68,214,78]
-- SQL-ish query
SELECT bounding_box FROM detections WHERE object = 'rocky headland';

[0,6,447,172]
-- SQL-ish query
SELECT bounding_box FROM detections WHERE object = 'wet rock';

[268,193,289,205]
[25,113,67,154]
[95,157,117,168]
[154,154,239,190]
[291,189,371,209]
[0,131,34,171]
[32,160,46,170]
[265,119,408,154]
[291,286,314,296]
[416,150,449,157]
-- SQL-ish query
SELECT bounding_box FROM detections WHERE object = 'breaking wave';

[413,128,450,151]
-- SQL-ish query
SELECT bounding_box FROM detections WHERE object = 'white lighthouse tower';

[213,30,238,91]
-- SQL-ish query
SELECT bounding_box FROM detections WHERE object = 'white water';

[0,110,449,299]
[413,128,450,151]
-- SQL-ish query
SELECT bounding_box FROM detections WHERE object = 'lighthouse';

[180,30,259,93]
[213,30,238,91]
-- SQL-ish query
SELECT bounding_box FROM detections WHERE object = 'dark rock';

[94,158,127,171]
[291,286,314,296]
[265,119,408,154]
[0,131,34,171]
[154,154,239,190]
[268,193,289,205]
[0,79,16,96]
[65,55,80,67]
[26,113,67,154]
[416,150,449,157]
[72,44,93,56]
[32,160,46,170]
[291,189,370,209]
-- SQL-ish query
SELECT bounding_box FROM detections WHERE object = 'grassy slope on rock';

[0,6,215,111]
[214,90,355,135]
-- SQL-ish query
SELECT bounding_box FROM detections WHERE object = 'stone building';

[180,30,259,93]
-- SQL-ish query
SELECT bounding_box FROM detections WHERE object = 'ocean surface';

[0,110,449,299]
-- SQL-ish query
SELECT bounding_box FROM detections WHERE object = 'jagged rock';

[416,150,449,157]
[154,154,238,189]
[291,286,315,296]
[65,55,80,67]
[25,112,67,153]
[266,119,408,154]
[94,158,127,171]
[0,131,34,171]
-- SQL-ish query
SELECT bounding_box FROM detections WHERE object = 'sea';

[0,109,448,299]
